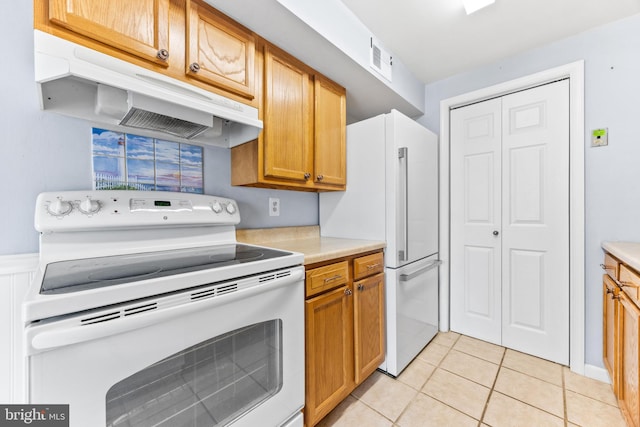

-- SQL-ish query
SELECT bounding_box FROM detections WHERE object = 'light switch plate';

[592,128,608,147]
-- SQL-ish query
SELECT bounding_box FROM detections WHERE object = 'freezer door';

[386,110,438,268]
[381,254,440,377]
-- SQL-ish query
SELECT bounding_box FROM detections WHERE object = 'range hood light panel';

[120,108,212,139]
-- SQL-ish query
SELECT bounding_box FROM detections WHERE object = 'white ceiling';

[340,0,640,84]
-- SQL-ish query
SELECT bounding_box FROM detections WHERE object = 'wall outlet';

[269,197,280,216]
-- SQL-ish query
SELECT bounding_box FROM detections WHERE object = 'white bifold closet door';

[450,79,569,365]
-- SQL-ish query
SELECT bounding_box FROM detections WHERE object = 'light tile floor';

[317,332,627,427]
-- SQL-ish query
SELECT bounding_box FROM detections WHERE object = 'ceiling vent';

[370,36,393,82]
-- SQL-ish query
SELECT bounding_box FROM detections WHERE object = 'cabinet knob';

[493,230,499,236]
[358,284,364,292]
[157,49,169,61]
[304,172,311,180]
[317,174,324,181]
[344,288,352,296]
[189,62,201,73]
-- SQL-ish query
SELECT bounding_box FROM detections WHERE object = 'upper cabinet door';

[48,0,171,67]
[314,77,346,187]
[186,0,255,100]
[263,45,313,182]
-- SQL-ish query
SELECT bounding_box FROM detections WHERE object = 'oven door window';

[106,320,283,426]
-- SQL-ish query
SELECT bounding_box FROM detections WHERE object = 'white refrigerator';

[320,109,439,377]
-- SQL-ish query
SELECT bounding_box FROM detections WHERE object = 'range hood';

[33,30,262,148]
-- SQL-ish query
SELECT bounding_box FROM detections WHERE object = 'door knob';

[493,230,499,236]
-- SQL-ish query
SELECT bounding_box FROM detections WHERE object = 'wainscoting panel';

[0,254,38,402]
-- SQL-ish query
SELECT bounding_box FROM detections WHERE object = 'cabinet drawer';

[353,252,384,281]
[602,252,620,280]
[306,261,349,297]
[620,264,640,306]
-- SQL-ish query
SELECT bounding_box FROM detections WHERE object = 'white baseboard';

[583,363,611,384]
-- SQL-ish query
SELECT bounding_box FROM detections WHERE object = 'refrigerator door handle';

[398,147,409,262]
[399,259,442,282]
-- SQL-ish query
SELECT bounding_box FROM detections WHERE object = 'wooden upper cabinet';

[48,0,171,67]
[314,77,346,187]
[230,43,346,192]
[263,45,313,182]
[186,0,255,99]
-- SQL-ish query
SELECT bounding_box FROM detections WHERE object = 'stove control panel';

[35,190,241,232]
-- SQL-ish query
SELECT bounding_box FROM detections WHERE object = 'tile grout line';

[477,345,507,426]
[411,334,505,425]
[388,334,460,425]
[420,335,503,425]
[345,336,454,425]
[342,333,615,427]
[414,337,574,425]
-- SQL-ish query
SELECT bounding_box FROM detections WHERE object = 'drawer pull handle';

[366,263,380,270]
[601,263,615,271]
[324,274,342,283]
[620,280,640,289]
[610,274,640,289]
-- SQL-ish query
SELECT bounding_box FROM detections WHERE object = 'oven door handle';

[27,268,304,353]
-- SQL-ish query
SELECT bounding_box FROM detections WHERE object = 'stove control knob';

[79,197,101,214]
[225,203,236,214]
[47,198,72,216]
[211,201,223,214]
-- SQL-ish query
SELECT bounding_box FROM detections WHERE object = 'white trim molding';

[438,61,586,375]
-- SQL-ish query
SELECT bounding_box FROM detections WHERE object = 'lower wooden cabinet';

[304,251,385,426]
[603,251,640,427]
[603,274,620,395]
[619,291,640,427]
[305,285,354,425]
[353,272,385,384]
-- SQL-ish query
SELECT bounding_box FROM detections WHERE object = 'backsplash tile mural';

[92,128,203,193]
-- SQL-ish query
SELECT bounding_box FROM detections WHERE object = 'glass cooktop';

[41,244,293,295]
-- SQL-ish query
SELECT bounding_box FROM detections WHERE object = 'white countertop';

[602,241,640,272]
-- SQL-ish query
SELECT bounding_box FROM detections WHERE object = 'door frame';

[438,61,585,374]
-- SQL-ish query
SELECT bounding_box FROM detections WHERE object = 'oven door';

[24,267,304,427]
